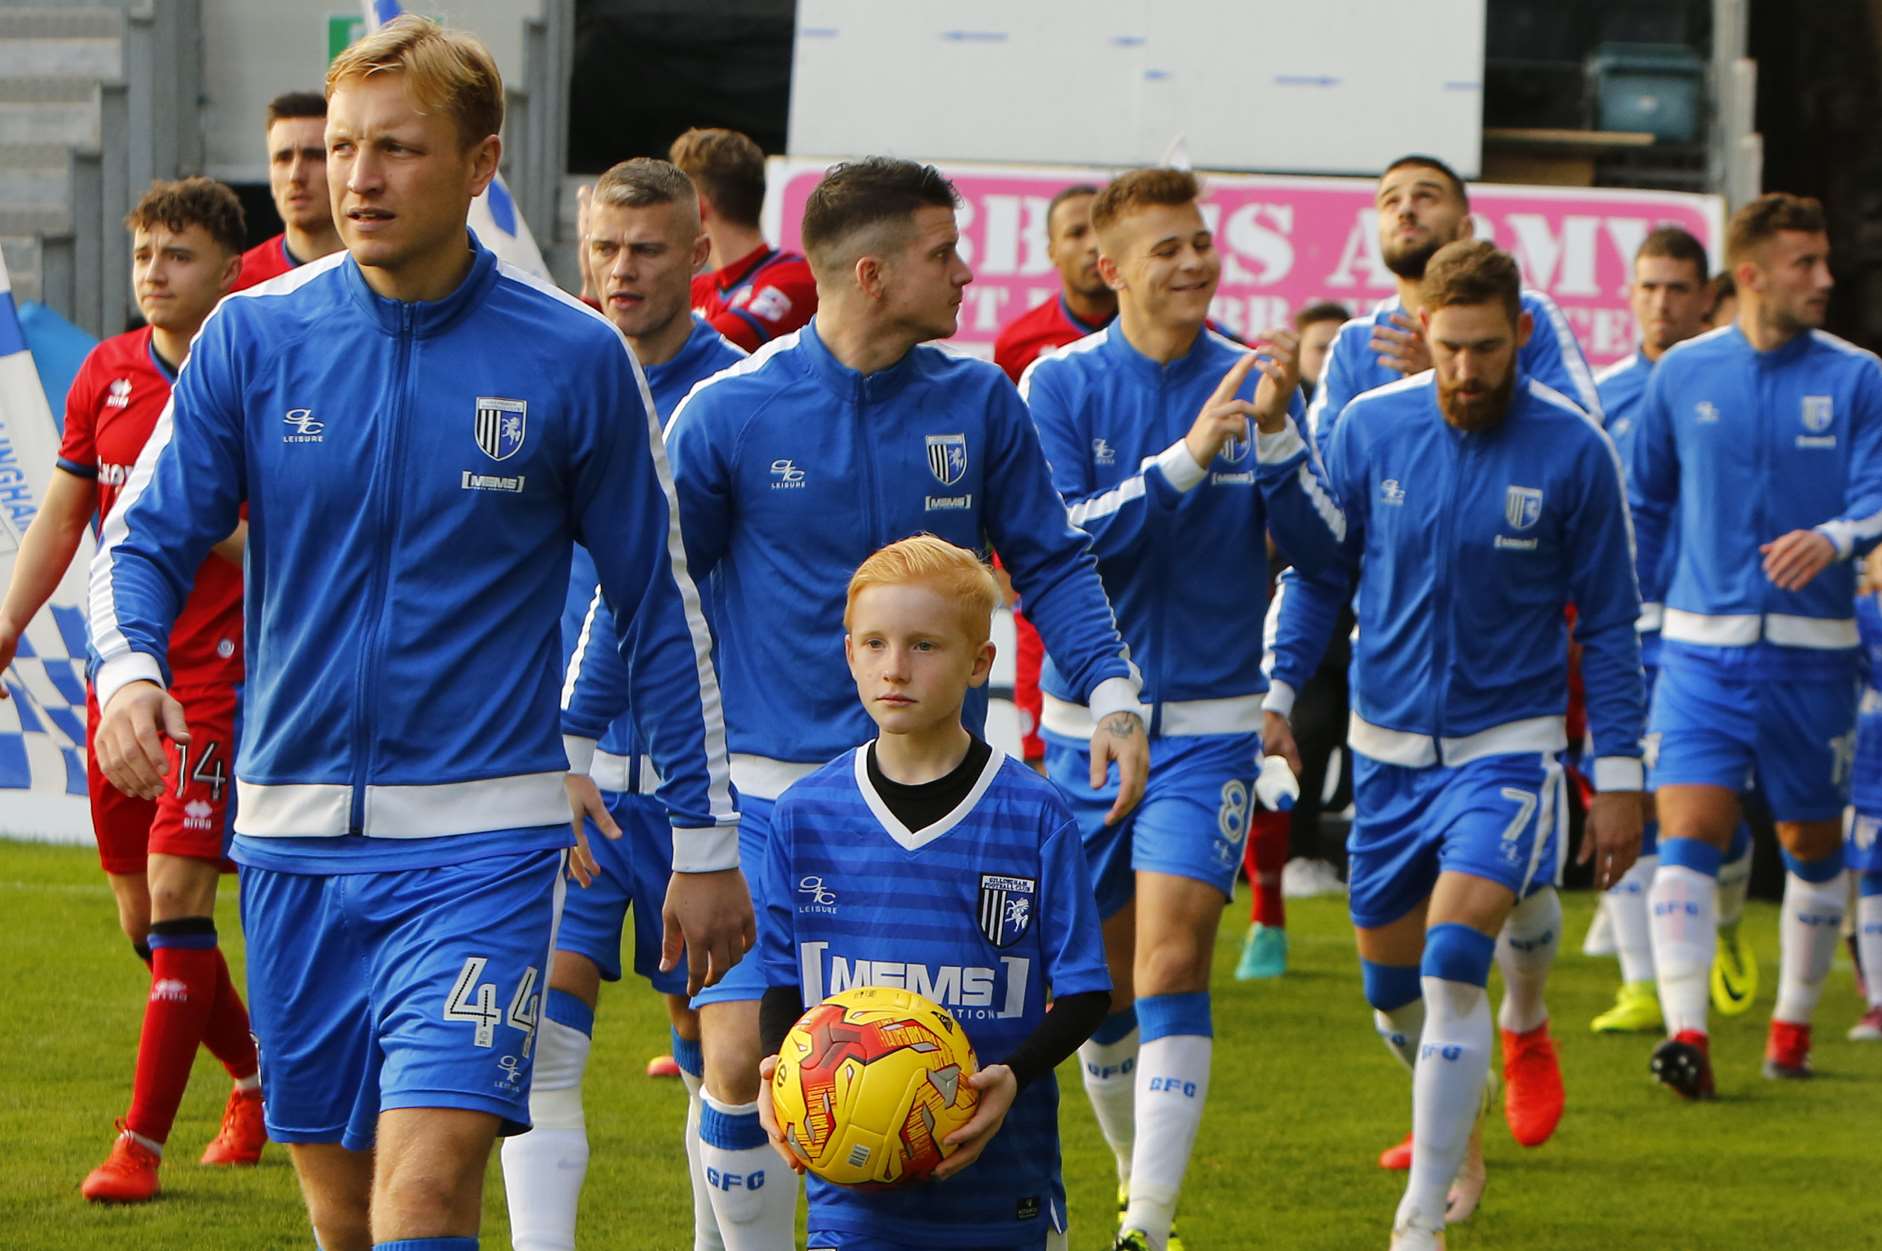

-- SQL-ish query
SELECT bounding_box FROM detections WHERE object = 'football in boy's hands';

[770,985,979,1186]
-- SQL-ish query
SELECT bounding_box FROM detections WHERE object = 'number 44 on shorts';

[443,957,540,1056]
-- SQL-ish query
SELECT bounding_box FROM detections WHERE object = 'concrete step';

[0,142,71,210]
[0,5,124,79]
[0,205,73,237]
[0,79,102,147]
[3,234,43,304]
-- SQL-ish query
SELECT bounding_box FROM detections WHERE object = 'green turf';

[3,836,1879,1249]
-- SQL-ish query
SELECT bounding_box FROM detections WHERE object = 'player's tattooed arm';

[1091,710,1149,826]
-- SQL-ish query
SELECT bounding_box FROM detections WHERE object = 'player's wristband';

[1262,680,1297,719]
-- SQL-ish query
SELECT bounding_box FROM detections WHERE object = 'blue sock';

[671,1025,703,1080]
[1090,1005,1138,1046]
[372,1239,478,1250]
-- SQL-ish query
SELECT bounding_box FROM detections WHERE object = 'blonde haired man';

[88,18,748,1248]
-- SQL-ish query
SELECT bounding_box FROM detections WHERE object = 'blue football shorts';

[1347,750,1566,931]
[239,848,565,1150]
[1648,647,1857,823]
[556,786,686,995]
[690,792,774,1009]
[1044,730,1259,920]
[1849,810,1882,874]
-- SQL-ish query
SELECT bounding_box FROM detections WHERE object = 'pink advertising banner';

[765,159,1724,369]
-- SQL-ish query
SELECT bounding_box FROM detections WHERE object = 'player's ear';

[967,640,995,688]
[1458,211,1477,242]
[854,254,884,301]
[691,230,712,275]
[217,249,241,296]
[1514,308,1533,350]
[465,133,501,198]
[1096,252,1123,293]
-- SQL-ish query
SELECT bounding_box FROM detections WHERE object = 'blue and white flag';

[0,251,93,842]
[357,0,550,278]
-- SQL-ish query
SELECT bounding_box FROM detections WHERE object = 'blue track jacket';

[561,317,1140,799]
[1265,370,1645,790]
[560,316,746,797]
[1019,324,1343,737]
[1306,290,1601,466]
[1595,348,1668,667]
[89,239,738,873]
[1629,325,1882,679]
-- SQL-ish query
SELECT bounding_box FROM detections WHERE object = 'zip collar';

[645,316,726,393]
[1097,320,1229,385]
[341,231,499,339]
[794,316,925,403]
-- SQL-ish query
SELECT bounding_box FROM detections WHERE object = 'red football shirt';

[59,328,243,686]
[691,243,817,352]
[993,293,1114,383]
[233,233,297,291]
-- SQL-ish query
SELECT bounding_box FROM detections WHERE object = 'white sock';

[1718,835,1753,928]
[1773,870,1846,1025]
[699,1090,796,1251]
[1396,978,1491,1235]
[1495,887,1559,1034]
[1125,1031,1211,1243]
[1374,999,1426,1074]
[1609,854,1659,985]
[1859,890,1882,1010]
[501,1013,591,1251]
[680,1070,725,1251]
[1649,861,1718,1036]
[1077,1020,1139,1186]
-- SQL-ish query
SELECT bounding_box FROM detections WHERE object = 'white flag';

[0,251,94,842]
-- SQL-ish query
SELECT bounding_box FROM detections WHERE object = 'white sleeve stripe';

[1820,513,1882,558]
[1295,460,1347,544]
[560,585,604,709]
[496,259,739,828]
[87,387,179,677]
[1260,577,1286,677]
[1067,475,1148,527]
[1066,451,1162,528]
[1528,290,1601,416]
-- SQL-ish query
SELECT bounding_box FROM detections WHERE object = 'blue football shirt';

[762,745,1109,1244]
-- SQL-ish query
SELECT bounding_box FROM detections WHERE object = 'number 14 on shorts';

[444,957,541,1056]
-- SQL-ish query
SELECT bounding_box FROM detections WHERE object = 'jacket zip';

[349,306,415,833]
[1431,432,1469,753]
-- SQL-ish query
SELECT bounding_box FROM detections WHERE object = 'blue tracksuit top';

[1018,323,1344,735]
[561,317,1140,797]
[88,239,739,874]
[1595,348,1668,668]
[559,316,746,795]
[1305,290,1602,467]
[1629,324,1882,679]
[1266,370,1645,790]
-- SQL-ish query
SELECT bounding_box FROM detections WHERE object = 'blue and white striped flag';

[357,0,550,278]
[0,250,93,842]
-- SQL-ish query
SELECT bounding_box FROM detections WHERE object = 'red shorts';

[87,683,239,875]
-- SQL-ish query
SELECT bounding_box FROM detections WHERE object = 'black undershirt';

[865,734,992,831]
[759,736,1111,1087]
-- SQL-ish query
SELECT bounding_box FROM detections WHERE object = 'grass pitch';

[3,837,1879,1250]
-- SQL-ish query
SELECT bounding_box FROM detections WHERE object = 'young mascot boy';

[756,535,1112,1249]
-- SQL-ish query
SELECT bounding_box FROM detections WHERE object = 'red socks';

[199,948,258,1082]
[1245,809,1290,927]
[124,920,257,1146]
